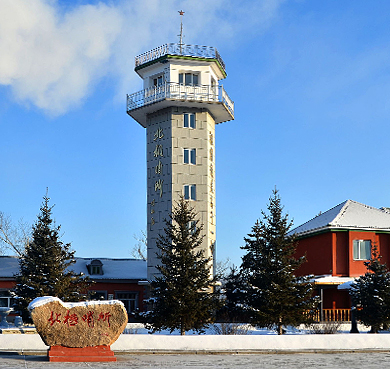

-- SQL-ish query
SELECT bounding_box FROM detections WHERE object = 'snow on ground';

[1,322,387,353]
[122,322,371,335]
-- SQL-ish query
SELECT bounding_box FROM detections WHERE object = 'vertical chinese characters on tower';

[151,126,164,227]
[209,130,215,226]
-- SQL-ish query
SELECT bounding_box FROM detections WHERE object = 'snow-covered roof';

[0,256,18,279]
[310,274,355,286]
[289,200,390,237]
[337,280,356,290]
[71,257,147,280]
[0,256,147,281]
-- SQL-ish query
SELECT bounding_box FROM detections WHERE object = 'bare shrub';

[308,321,341,334]
[122,327,139,334]
[211,322,251,335]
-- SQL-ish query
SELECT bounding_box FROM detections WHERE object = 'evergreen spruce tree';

[350,244,390,333]
[238,189,317,334]
[14,193,90,321]
[146,197,220,335]
[218,266,248,322]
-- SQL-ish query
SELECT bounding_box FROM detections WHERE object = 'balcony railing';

[126,82,234,118]
[311,309,351,322]
[135,43,226,72]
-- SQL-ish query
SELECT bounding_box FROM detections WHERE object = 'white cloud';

[0,0,284,116]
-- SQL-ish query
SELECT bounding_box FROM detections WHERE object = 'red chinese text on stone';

[82,311,94,328]
[98,312,112,327]
[63,310,79,326]
[48,311,61,326]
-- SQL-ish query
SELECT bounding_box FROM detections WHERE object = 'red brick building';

[0,257,147,320]
[290,200,390,320]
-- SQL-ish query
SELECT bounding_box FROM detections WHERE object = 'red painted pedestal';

[48,345,116,362]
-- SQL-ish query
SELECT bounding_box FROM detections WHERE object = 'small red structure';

[290,200,390,320]
[48,345,116,362]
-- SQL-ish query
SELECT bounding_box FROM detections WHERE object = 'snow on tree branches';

[350,243,390,333]
[13,192,91,321]
[144,197,220,335]
[233,188,317,334]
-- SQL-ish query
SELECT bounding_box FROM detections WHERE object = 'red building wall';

[295,232,333,276]
[377,233,390,266]
[347,231,377,277]
[321,288,350,309]
[334,231,348,275]
[0,281,15,289]
[89,281,146,313]
[295,230,389,278]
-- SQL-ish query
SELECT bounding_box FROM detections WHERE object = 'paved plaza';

[1,352,390,368]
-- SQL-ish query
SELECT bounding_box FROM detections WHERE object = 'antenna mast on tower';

[178,10,185,54]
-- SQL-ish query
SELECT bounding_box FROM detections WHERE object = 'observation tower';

[127,25,234,280]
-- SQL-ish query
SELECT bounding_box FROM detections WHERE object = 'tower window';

[183,113,196,128]
[179,73,199,86]
[187,220,197,234]
[353,240,371,260]
[153,75,163,86]
[184,148,196,165]
[184,185,196,200]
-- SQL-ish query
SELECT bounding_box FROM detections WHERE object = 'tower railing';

[135,43,226,72]
[127,82,234,117]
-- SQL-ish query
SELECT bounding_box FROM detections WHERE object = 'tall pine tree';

[218,266,248,322]
[238,188,317,334]
[350,244,390,333]
[14,193,90,321]
[145,197,220,335]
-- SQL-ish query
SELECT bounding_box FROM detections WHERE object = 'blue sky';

[1,0,390,267]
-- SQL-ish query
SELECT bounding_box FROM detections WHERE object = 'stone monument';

[28,296,128,362]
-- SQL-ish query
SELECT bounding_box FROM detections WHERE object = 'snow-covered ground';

[122,322,370,335]
[112,323,390,354]
[3,322,389,354]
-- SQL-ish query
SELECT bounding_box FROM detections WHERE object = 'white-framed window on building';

[183,113,196,129]
[153,75,163,86]
[184,184,196,201]
[184,148,196,165]
[187,220,197,234]
[179,72,199,86]
[89,290,107,301]
[0,290,14,308]
[87,259,103,275]
[353,240,371,260]
[115,292,138,314]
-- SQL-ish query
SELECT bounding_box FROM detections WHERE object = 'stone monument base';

[48,345,116,362]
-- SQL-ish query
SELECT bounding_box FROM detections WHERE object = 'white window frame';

[353,240,371,260]
[0,290,14,308]
[183,113,196,129]
[179,72,199,86]
[115,292,138,313]
[91,265,102,275]
[184,148,196,165]
[152,75,163,86]
[184,184,196,201]
[187,220,197,234]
